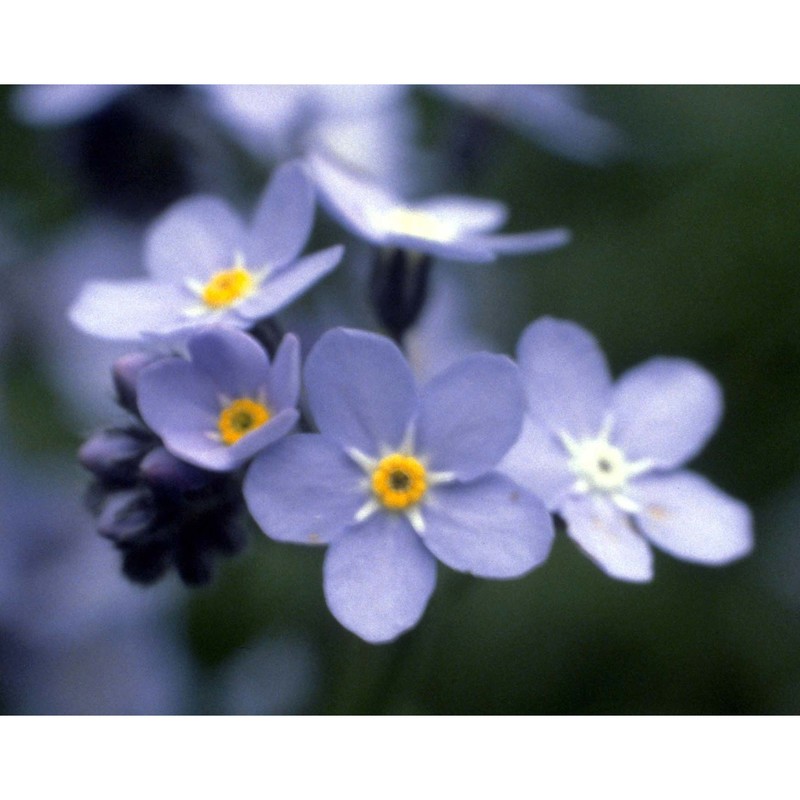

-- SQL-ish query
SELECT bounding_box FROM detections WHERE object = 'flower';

[304,152,571,263]
[68,161,344,340]
[499,317,753,582]
[243,327,554,643]
[136,326,301,472]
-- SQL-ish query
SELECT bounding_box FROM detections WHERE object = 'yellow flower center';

[217,398,271,445]
[201,266,255,309]
[370,453,427,510]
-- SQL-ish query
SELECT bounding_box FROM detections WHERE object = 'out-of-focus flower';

[500,317,753,582]
[433,85,625,165]
[305,152,570,263]
[68,161,344,341]
[0,456,189,714]
[244,328,554,643]
[12,85,131,127]
[137,326,300,472]
[203,85,421,192]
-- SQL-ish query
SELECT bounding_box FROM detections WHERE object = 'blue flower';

[243,327,554,643]
[499,317,753,582]
[69,161,344,341]
[137,326,301,472]
[304,153,571,263]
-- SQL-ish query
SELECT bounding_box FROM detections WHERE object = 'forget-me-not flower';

[499,317,753,582]
[137,326,300,472]
[69,161,344,341]
[304,153,570,263]
[243,327,554,643]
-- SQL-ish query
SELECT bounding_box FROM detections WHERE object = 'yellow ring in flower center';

[202,266,255,309]
[370,453,427,510]
[218,398,271,445]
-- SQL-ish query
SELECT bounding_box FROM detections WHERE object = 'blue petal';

[323,512,437,643]
[145,196,245,284]
[629,470,753,565]
[422,474,554,578]
[236,245,344,322]
[414,353,525,480]
[244,433,365,545]
[611,358,723,469]
[413,195,508,232]
[304,328,417,456]
[68,280,189,340]
[516,317,612,438]
[498,415,575,510]
[246,160,315,269]
[266,333,301,412]
[470,227,571,255]
[561,494,653,582]
[187,326,271,399]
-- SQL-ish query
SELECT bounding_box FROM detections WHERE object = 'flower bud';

[139,446,212,494]
[97,488,157,543]
[112,351,163,414]
[78,427,153,484]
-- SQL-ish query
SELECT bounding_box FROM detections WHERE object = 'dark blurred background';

[0,85,798,715]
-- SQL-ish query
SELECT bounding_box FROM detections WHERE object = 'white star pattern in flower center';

[559,418,653,513]
[183,252,271,318]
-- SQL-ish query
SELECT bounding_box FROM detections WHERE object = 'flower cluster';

[70,125,753,644]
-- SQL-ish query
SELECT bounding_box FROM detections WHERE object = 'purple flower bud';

[97,488,157,543]
[139,446,212,494]
[78,427,153,483]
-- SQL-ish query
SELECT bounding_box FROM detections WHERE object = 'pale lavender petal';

[380,233,497,263]
[611,358,723,469]
[516,317,612,438]
[304,328,417,456]
[245,434,365,545]
[305,152,397,244]
[68,280,189,340]
[13,84,129,126]
[265,333,301,411]
[413,195,508,232]
[187,326,270,399]
[246,161,315,268]
[423,474,554,578]
[323,512,437,643]
[137,358,219,443]
[470,227,571,255]
[236,245,344,321]
[629,470,753,565]
[145,196,245,283]
[498,415,575,509]
[561,494,653,582]
[414,353,525,480]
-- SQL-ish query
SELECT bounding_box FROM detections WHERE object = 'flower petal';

[246,160,315,268]
[244,433,365,545]
[470,227,572,255]
[611,358,723,469]
[304,328,417,456]
[145,196,245,283]
[498,415,575,509]
[187,326,270,399]
[516,317,612,438]
[323,512,437,643]
[236,245,344,322]
[422,474,554,578]
[629,470,753,565]
[561,494,653,582]
[414,353,525,480]
[68,280,188,340]
[413,195,508,233]
[265,333,301,411]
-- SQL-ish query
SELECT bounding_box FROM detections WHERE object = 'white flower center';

[559,419,652,512]
[379,208,458,242]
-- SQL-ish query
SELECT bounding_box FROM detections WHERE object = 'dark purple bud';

[112,351,163,414]
[79,427,153,483]
[97,488,157,543]
[139,446,213,494]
